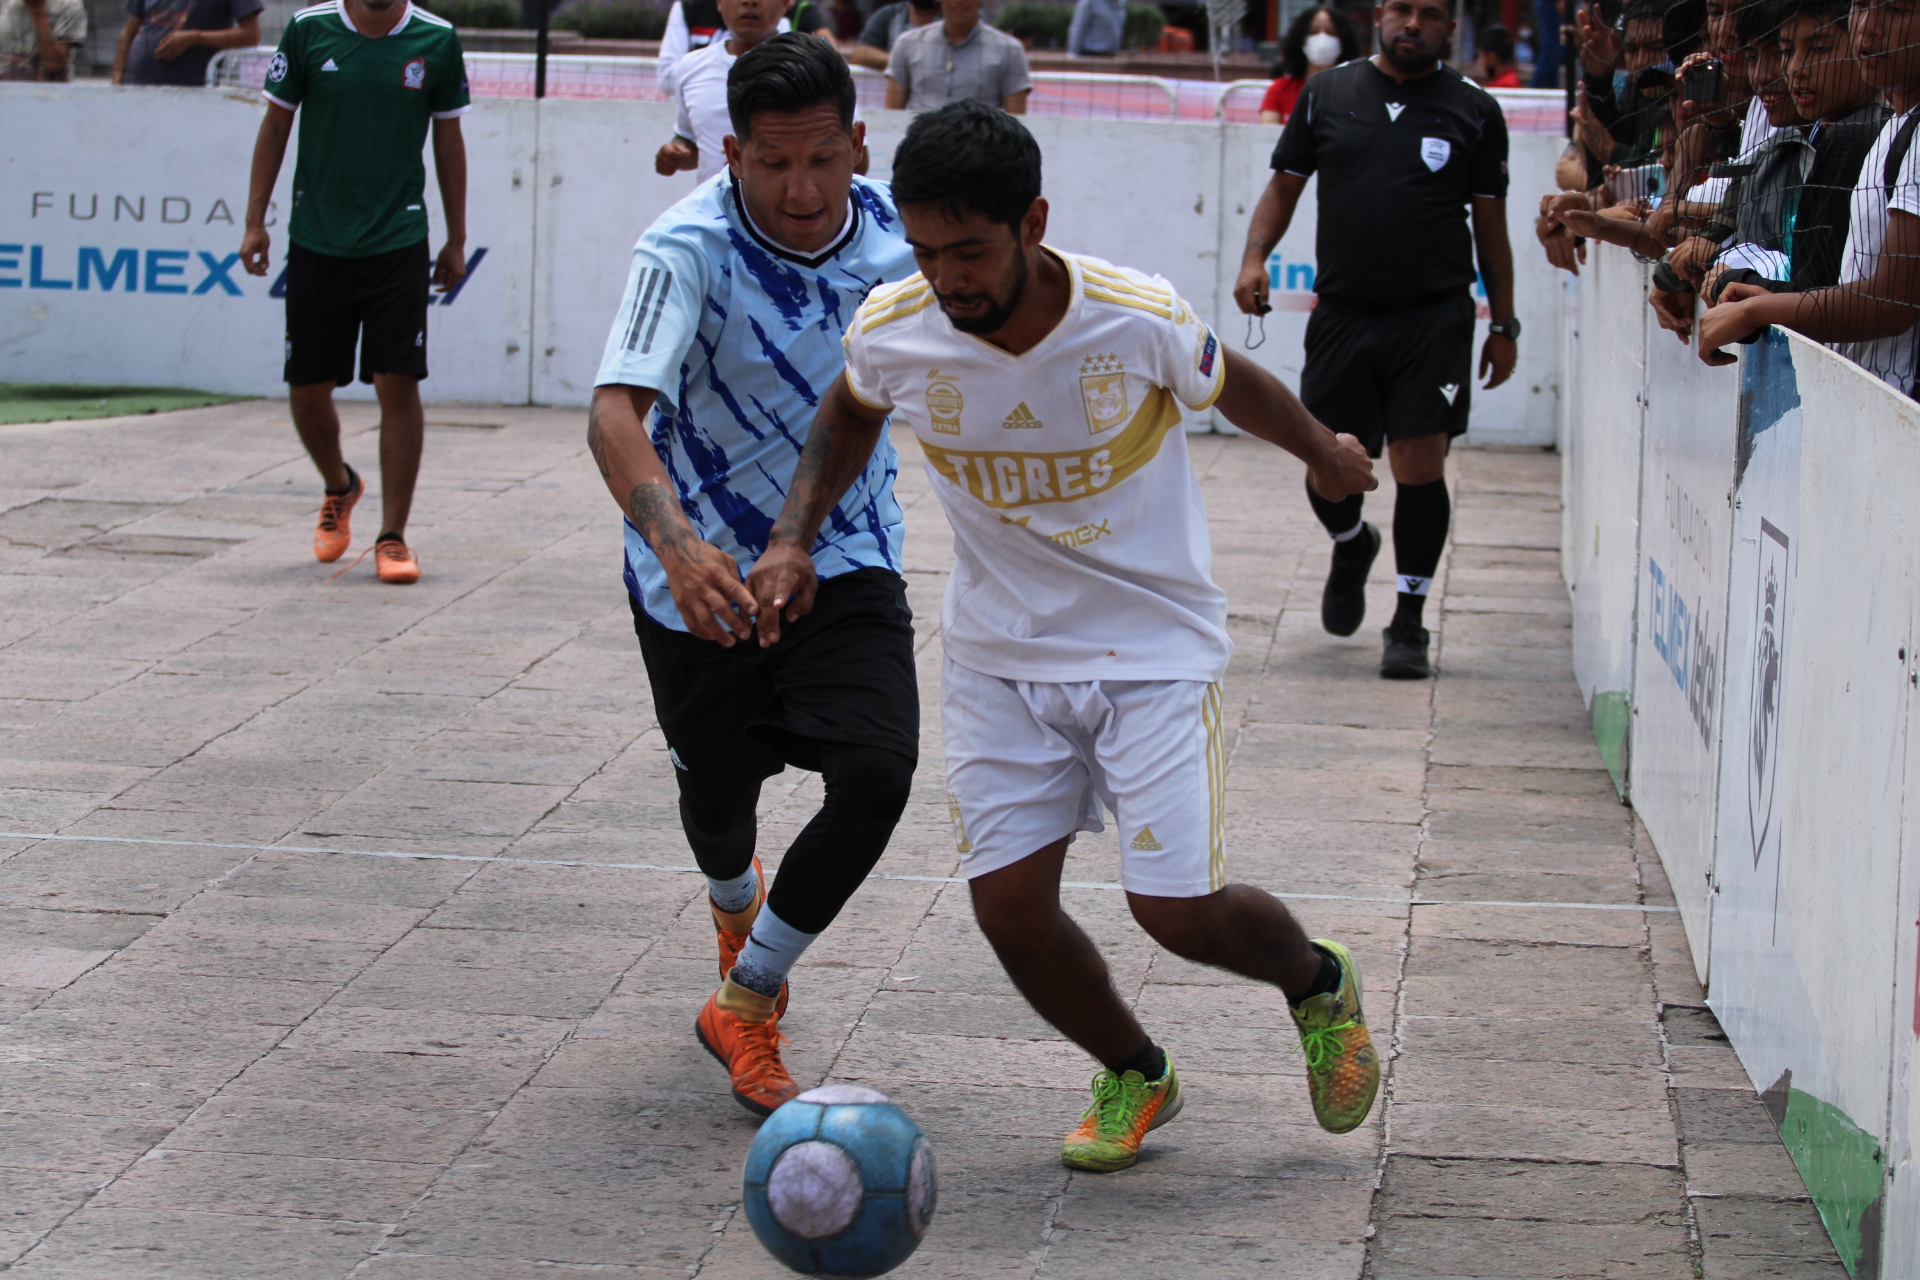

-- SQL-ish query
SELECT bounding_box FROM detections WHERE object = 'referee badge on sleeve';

[1420,138,1451,172]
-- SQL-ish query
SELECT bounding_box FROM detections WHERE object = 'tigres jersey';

[843,249,1230,683]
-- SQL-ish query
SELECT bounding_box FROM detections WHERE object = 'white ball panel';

[795,1084,889,1106]
[767,1140,864,1240]
[907,1142,934,1238]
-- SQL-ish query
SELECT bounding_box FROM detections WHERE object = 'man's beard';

[942,251,1029,335]
[1382,31,1437,71]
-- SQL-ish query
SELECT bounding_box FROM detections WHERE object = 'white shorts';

[941,658,1227,898]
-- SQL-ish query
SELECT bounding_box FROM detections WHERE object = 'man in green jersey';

[239,0,471,584]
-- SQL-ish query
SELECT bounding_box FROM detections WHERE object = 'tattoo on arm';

[626,480,698,563]
[586,402,612,480]
[769,415,841,547]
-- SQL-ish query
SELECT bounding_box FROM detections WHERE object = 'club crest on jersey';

[1079,353,1128,434]
[267,51,288,81]
[402,57,427,89]
[1421,137,1451,171]
[926,371,964,434]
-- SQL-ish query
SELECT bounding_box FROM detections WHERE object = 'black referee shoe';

[1321,523,1380,637]
[1380,620,1432,680]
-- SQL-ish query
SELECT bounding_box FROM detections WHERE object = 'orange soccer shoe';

[1061,1058,1184,1172]
[711,857,788,1016]
[314,469,362,562]
[374,538,421,584]
[696,976,801,1116]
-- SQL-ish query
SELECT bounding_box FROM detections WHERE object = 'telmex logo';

[0,245,488,304]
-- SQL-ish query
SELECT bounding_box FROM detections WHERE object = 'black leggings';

[678,739,914,935]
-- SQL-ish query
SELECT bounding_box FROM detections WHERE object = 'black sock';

[377,532,403,544]
[1289,946,1343,1008]
[1305,474,1365,541]
[1107,1041,1167,1081]
[325,464,358,497]
[1391,476,1449,629]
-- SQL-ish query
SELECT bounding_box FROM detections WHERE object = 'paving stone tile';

[0,946,113,990]
[1691,1196,1849,1262]
[1390,1100,1680,1165]
[1391,1056,1671,1112]
[0,844,243,915]
[0,907,161,951]
[0,1167,104,1232]
[165,1097,494,1164]
[1411,903,1647,947]
[94,1148,442,1221]
[1369,1214,1692,1279]
[2,1206,389,1277]
[1673,1088,1783,1144]
[0,1111,175,1176]
[1398,1016,1665,1066]
[1376,1156,1687,1224]
[1041,1230,1365,1279]
[355,1255,682,1278]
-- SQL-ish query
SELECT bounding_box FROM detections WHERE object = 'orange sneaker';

[696,976,800,1116]
[711,857,788,1016]
[374,538,421,585]
[314,469,362,562]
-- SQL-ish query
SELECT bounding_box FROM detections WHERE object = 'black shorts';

[1299,293,1476,457]
[284,240,431,387]
[631,566,920,785]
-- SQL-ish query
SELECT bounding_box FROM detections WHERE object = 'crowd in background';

[1535,0,1920,393]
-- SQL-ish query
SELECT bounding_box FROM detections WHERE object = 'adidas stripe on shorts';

[941,658,1227,898]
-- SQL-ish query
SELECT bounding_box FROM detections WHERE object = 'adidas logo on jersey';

[1386,102,1406,121]
[321,57,338,69]
[1439,383,1460,405]
[1130,826,1164,851]
[1001,402,1043,430]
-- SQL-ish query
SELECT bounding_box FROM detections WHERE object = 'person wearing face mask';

[1261,5,1361,123]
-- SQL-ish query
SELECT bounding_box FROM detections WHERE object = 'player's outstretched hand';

[745,541,819,649]
[239,226,271,277]
[662,538,758,647]
[433,241,467,292]
[1309,432,1377,502]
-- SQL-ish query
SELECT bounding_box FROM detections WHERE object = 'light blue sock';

[707,866,759,915]
[731,906,817,996]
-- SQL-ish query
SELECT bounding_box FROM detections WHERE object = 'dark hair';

[1478,23,1515,64]
[1276,6,1360,79]
[1782,0,1848,23]
[727,32,857,138]
[890,101,1041,229]
[1734,0,1783,44]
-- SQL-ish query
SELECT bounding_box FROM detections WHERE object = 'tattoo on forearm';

[627,481,697,563]
[586,403,612,480]
[771,417,841,545]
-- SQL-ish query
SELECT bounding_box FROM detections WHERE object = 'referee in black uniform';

[1234,0,1517,680]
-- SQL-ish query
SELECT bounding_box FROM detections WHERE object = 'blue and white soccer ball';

[742,1085,937,1276]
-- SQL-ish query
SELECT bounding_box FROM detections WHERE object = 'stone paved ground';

[0,404,1846,1279]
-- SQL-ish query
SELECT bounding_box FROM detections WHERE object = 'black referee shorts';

[284,240,431,387]
[631,566,920,786]
[1300,293,1476,457]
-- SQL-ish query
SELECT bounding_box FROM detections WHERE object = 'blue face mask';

[1613,68,1632,98]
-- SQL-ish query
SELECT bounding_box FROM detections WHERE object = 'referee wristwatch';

[1487,317,1522,341]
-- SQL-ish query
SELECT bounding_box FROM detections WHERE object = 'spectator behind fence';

[658,0,788,182]
[846,0,937,71]
[1699,0,1920,388]
[0,0,85,79]
[661,0,814,94]
[1477,22,1522,85]
[1531,0,1563,86]
[1067,0,1122,56]
[112,0,260,86]
[1705,0,1884,298]
[884,0,1030,113]
[1262,5,1362,123]
[1571,0,1701,175]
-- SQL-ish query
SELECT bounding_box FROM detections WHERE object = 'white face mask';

[1304,31,1342,65]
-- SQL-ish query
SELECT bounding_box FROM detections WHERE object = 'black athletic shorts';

[630,566,920,784]
[284,240,431,387]
[1299,293,1476,457]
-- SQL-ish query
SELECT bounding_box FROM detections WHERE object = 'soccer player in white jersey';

[591,36,918,1118]
[745,103,1386,1171]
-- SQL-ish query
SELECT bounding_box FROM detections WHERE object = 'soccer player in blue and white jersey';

[587,34,918,1117]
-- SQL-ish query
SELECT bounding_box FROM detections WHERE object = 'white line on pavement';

[0,830,1683,912]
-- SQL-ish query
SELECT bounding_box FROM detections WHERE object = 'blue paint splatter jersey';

[595,173,914,631]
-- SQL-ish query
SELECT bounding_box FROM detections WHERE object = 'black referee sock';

[1391,477,1450,630]
[1106,1041,1168,1082]
[1305,474,1365,541]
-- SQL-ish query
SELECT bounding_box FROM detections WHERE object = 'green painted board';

[0,384,252,426]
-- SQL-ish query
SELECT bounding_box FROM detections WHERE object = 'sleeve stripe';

[431,105,472,118]
[262,89,296,109]
[859,291,938,333]
[845,379,894,412]
[1083,287,1173,319]
[1080,269,1173,306]
[1191,361,1226,411]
